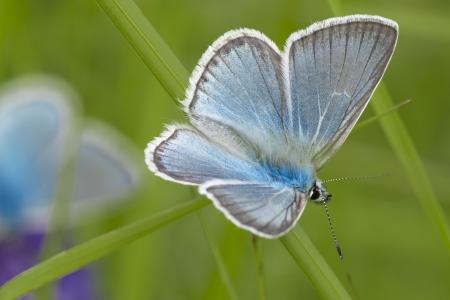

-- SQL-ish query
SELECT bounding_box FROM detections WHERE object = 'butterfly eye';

[310,187,321,200]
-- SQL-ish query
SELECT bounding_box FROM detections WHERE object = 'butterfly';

[0,75,140,235]
[0,76,140,298]
[145,15,398,238]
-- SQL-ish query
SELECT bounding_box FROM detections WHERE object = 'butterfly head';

[308,180,332,204]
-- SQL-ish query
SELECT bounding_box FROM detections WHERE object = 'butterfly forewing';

[185,30,287,151]
[286,16,398,168]
[0,84,69,228]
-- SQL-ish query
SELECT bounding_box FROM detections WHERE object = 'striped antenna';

[323,173,390,184]
[322,198,343,260]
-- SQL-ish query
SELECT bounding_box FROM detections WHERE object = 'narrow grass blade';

[95,0,353,298]
[326,0,450,250]
[35,123,82,300]
[252,236,267,300]
[325,0,344,17]
[0,198,209,300]
[354,99,411,131]
[280,229,351,300]
[198,212,239,300]
[201,224,247,300]
[372,85,450,248]
[95,0,189,101]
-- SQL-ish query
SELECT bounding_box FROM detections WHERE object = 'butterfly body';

[258,158,315,191]
[146,15,398,238]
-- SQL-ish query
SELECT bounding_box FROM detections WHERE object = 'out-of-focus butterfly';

[0,76,140,234]
[0,76,140,298]
[145,15,398,238]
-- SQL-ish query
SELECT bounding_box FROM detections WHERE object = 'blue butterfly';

[0,76,140,234]
[145,15,398,238]
[0,76,140,298]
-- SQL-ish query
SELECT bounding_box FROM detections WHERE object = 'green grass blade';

[326,0,450,251]
[198,213,239,300]
[95,0,353,298]
[280,229,351,300]
[325,0,344,17]
[372,85,450,248]
[252,236,267,300]
[326,0,342,15]
[35,124,82,300]
[354,99,410,131]
[95,0,189,101]
[0,198,209,300]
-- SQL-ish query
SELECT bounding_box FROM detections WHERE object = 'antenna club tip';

[336,244,344,260]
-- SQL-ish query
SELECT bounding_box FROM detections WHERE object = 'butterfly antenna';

[323,173,390,184]
[322,199,343,260]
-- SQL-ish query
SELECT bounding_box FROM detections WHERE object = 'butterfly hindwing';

[200,180,307,238]
[72,124,140,209]
[286,16,398,168]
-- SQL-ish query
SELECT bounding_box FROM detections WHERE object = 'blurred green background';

[1,0,449,299]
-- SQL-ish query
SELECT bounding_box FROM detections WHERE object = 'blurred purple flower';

[0,232,98,300]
